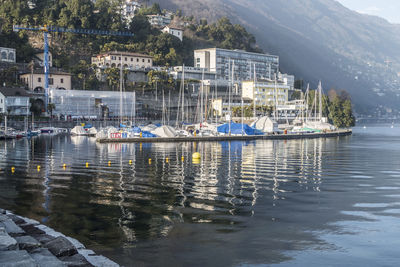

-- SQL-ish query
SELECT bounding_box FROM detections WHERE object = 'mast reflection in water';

[2,127,400,266]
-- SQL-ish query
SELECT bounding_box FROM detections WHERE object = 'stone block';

[0,227,18,251]
[0,219,25,236]
[15,236,41,251]
[0,250,38,267]
[78,249,119,267]
[30,248,67,267]
[60,253,93,267]
[8,214,25,225]
[0,214,8,222]
[66,237,85,249]
[44,236,77,257]
[36,225,64,238]
[32,234,55,244]
[20,224,45,236]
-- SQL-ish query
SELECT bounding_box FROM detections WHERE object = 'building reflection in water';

[0,135,327,246]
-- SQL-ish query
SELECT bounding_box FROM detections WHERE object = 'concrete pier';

[0,208,118,267]
[97,129,352,143]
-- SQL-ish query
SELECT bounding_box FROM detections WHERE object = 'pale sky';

[336,0,400,24]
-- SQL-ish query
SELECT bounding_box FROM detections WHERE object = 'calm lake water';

[1,126,400,266]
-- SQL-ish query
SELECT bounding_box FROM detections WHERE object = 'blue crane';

[13,25,134,112]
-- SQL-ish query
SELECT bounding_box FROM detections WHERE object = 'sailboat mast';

[318,81,323,121]
[133,91,136,125]
[305,84,309,122]
[201,69,205,124]
[274,74,278,121]
[253,62,256,118]
[181,65,185,125]
[119,55,123,125]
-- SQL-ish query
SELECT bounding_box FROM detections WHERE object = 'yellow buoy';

[108,161,111,166]
[37,165,41,171]
[140,132,143,138]
[129,160,132,165]
[63,164,67,169]
[86,162,89,168]
[181,156,185,161]
[11,167,15,173]
[192,158,201,165]
[166,157,169,163]
[192,152,201,160]
[148,158,152,164]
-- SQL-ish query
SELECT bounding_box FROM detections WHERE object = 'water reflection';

[2,128,400,265]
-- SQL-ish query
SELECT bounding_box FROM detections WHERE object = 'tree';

[47,103,56,118]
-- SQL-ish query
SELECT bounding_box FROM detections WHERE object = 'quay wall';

[97,129,352,143]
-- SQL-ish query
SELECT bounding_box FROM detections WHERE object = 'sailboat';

[302,81,336,131]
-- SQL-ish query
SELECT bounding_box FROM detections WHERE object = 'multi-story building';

[50,89,139,119]
[169,66,217,81]
[20,69,72,92]
[242,80,289,106]
[0,47,16,63]
[194,48,279,81]
[147,14,172,28]
[162,25,183,41]
[278,73,295,90]
[0,87,30,116]
[91,51,153,70]
[121,0,141,23]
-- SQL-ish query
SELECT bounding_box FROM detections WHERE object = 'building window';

[49,78,54,85]
[119,57,121,60]
[142,59,144,62]
[125,57,127,61]
[148,59,150,63]
[61,78,64,84]
[178,31,180,35]
[8,52,15,61]
[196,58,200,63]
[137,58,139,62]
[131,58,133,62]
[38,77,42,83]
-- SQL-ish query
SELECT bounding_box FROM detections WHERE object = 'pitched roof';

[165,24,184,31]
[0,87,30,97]
[20,68,71,76]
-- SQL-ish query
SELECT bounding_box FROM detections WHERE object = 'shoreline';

[0,208,119,267]
[97,129,352,143]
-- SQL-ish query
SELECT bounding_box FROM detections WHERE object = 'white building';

[147,14,172,28]
[162,25,183,41]
[0,87,30,116]
[278,73,295,90]
[20,69,72,92]
[242,80,289,106]
[121,0,141,23]
[0,91,5,114]
[50,89,137,119]
[194,48,279,81]
[91,51,153,69]
[0,47,16,63]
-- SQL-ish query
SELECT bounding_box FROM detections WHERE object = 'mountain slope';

[154,0,400,114]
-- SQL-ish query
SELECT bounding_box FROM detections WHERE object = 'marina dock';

[97,129,352,143]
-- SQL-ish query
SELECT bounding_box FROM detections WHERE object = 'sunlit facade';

[242,80,289,106]
[194,48,279,81]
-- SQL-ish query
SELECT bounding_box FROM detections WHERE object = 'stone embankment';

[0,208,118,267]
